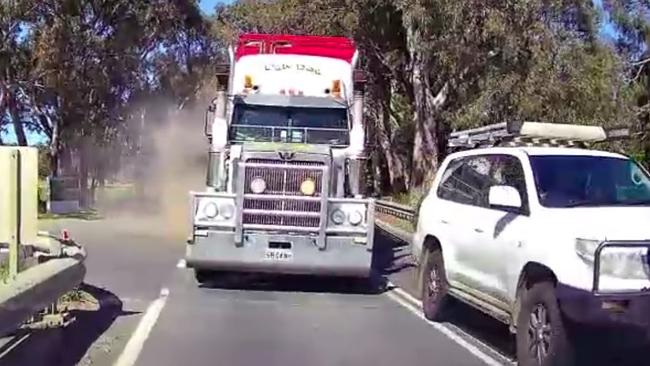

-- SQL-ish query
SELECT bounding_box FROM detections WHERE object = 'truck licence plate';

[264,248,293,261]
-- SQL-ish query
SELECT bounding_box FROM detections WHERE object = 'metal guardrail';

[375,199,416,222]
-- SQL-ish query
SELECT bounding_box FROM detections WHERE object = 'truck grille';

[244,159,324,196]
[242,159,325,229]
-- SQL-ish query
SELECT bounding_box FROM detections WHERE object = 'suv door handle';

[474,228,484,233]
[440,219,449,224]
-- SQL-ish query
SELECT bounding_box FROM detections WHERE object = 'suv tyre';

[421,247,449,321]
[516,281,573,366]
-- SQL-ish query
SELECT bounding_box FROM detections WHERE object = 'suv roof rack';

[447,121,631,150]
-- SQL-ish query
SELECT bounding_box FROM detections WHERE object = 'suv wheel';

[516,282,573,366]
[421,248,448,321]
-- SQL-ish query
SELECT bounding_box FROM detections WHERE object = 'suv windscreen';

[530,155,650,208]
[229,104,349,145]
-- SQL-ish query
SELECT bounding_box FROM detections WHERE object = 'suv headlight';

[575,238,599,263]
[576,238,650,279]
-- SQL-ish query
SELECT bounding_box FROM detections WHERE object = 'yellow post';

[8,150,19,279]
[1,147,37,280]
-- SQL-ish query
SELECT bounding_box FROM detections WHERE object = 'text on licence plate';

[264,248,293,261]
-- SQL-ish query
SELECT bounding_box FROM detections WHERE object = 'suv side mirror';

[488,185,522,209]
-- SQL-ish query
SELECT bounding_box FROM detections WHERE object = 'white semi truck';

[186,34,375,283]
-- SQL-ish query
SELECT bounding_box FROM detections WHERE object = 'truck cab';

[186,34,375,282]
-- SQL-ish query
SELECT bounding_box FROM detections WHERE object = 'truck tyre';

[420,248,449,321]
[516,281,573,366]
[194,269,213,285]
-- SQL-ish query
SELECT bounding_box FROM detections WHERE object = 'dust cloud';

[98,101,210,243]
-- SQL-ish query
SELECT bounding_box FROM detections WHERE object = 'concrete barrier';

[0,256,86,337]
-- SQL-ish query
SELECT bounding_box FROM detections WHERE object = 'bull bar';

[593,240,650,297]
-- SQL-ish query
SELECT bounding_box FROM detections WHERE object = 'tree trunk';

[404,16,448,188]
[370,149,383,196]
[369,76,410,193]
[379,102,408,192]
[49,119,60,176]
[79,140,90,208]
[8,96,28,146]
[410,76,448,188]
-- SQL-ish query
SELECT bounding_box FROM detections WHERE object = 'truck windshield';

[530,155,650,208]
[230,104,349,145]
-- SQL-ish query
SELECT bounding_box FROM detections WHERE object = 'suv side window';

[490,154,529,214]
[437,155,493,207]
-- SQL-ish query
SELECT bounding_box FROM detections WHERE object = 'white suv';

[413,143,650,366]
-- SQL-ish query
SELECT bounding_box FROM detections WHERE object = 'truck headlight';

[250,177,266,194]
[203,202,219,219]
[195,197,236,224]
[328,203,367,227]
[331,209,346,225]
[219,202,235,219]
[348,210,363,226]
[300,179,316,196]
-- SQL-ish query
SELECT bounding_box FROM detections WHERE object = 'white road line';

[385,289,509,366]
[176,259,186,268]
[0,333,31,359]
[387,282,421,306]
[113,287,170,366]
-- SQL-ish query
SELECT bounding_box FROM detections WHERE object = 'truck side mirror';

[211,116,228,151]
[204,104,215,138]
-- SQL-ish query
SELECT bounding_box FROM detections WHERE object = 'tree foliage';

[209,0,647,192]
[0,0,216,206]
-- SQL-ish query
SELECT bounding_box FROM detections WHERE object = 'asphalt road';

[134,269,491,366]
[2,215,650,366]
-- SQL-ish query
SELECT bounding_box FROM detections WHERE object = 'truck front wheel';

[516,281,573,366]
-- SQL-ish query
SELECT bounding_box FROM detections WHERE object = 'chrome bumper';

[186,230,373,277]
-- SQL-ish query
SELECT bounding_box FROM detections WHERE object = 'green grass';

[0,256,25,283]
[389,190,425,207]
[58,288,85,303]
[380,190,424,234]
[95,184,136,204]
[376,212,416,233]
[0,260,8,283]
[39,209,103,221]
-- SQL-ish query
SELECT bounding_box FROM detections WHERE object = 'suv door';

[482,154,531,303]
[435,154,494,290]
[472,154,531,305]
